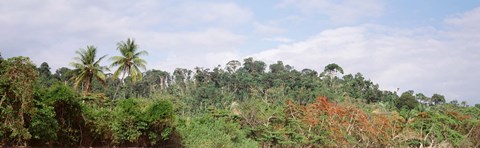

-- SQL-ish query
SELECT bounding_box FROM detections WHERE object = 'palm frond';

[134,50,148,57]
[95,70,107,85]
[111,38,147,83]
[112,64,125,79]
[70,45,108,95]
[133,65,143,81]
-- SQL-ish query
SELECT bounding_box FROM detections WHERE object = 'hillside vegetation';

[1,39,479,147]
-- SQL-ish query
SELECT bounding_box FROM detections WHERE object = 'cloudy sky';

[2,0,480,104]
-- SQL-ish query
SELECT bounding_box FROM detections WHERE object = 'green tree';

[415,93,430,105]
[110,38,148,99]
[0,56,38,145]
[172,68,191,95]
[70,46,108,96]
[460,101,467,107]
[143,69,170,94]
[431,93,446,105]
[226,60,241,73]
[396,91,419,110]
[301,68,318,77]
[37,62,52,78]
[53,67,74,86]
[322,63,344,90]
[323,63,344,78]
[450,99,459,106]
[242,57,266,75]
[37,62,58,87]
[269,61,289,73]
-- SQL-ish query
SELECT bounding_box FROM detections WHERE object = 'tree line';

[1,39,479,147]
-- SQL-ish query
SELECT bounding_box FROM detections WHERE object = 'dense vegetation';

[1,39,479,147]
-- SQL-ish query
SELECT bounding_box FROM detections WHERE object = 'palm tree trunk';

[113,71,126,100]
[84,76,92,97]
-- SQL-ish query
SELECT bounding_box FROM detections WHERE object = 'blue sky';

[1,0,480,104]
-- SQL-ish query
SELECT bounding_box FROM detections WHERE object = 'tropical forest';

[0,38,479,147]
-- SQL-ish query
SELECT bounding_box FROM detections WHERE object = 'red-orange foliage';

[446,111,471,121]
[286,97,397,146]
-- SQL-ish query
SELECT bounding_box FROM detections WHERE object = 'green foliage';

[143,100,173,122]
[396,91,419,110]
[36,62,59,87]
[432,93,446,105]
[109,98,175,145]
[53,67,75,86]
[109,38,149,99]
[143,99,175,143]
[70,46,108,96]
[111,99,146,143]
[2,53,479,147]
[43,84,80,104]
[323,63,344,76]
[406,109,474,147]
[177,113,257,148]
[0,56,37,145]
[83,105,114,146]
[110,38,148,83]
[29,101,59,144]
[44,84,84,146]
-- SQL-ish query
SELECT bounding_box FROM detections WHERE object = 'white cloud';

[253,22,286,34]
[0,0,250,72]
[251,20,480,104]
[278,0,384,24]
[444,7,480,50]
[445,7,480,31]
[262,37,294,43]
[141,29,245,71]
[1,0,480,105]
[155,51,241,72]
[166,2,252,26]
[140,29,245,52]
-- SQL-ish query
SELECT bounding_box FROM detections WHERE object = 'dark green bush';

[28,101,59,145]
[43,84,84,146]
[109,98,175,146]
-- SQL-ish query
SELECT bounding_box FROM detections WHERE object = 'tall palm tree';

[110,38,148,99]
[70,46,108,96]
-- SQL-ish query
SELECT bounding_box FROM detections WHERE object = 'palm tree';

[70,46,108,96]
[110,38,148,99]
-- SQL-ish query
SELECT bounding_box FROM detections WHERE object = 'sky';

[1,0,480,104]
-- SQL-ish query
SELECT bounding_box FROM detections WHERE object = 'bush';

[142,99,175,144]
[177,113,257,147]
[111,99,146,144]
[44,84,84,146]
[83,105,115,146]
[109,98,175,146]
[28,101,59,145]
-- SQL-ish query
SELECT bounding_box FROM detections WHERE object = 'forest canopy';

[1,39,479,147]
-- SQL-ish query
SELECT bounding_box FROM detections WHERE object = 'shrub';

[28,101,59,145]
[177,112,257,147]
[43,84,84,146]
[109,98,175,146]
